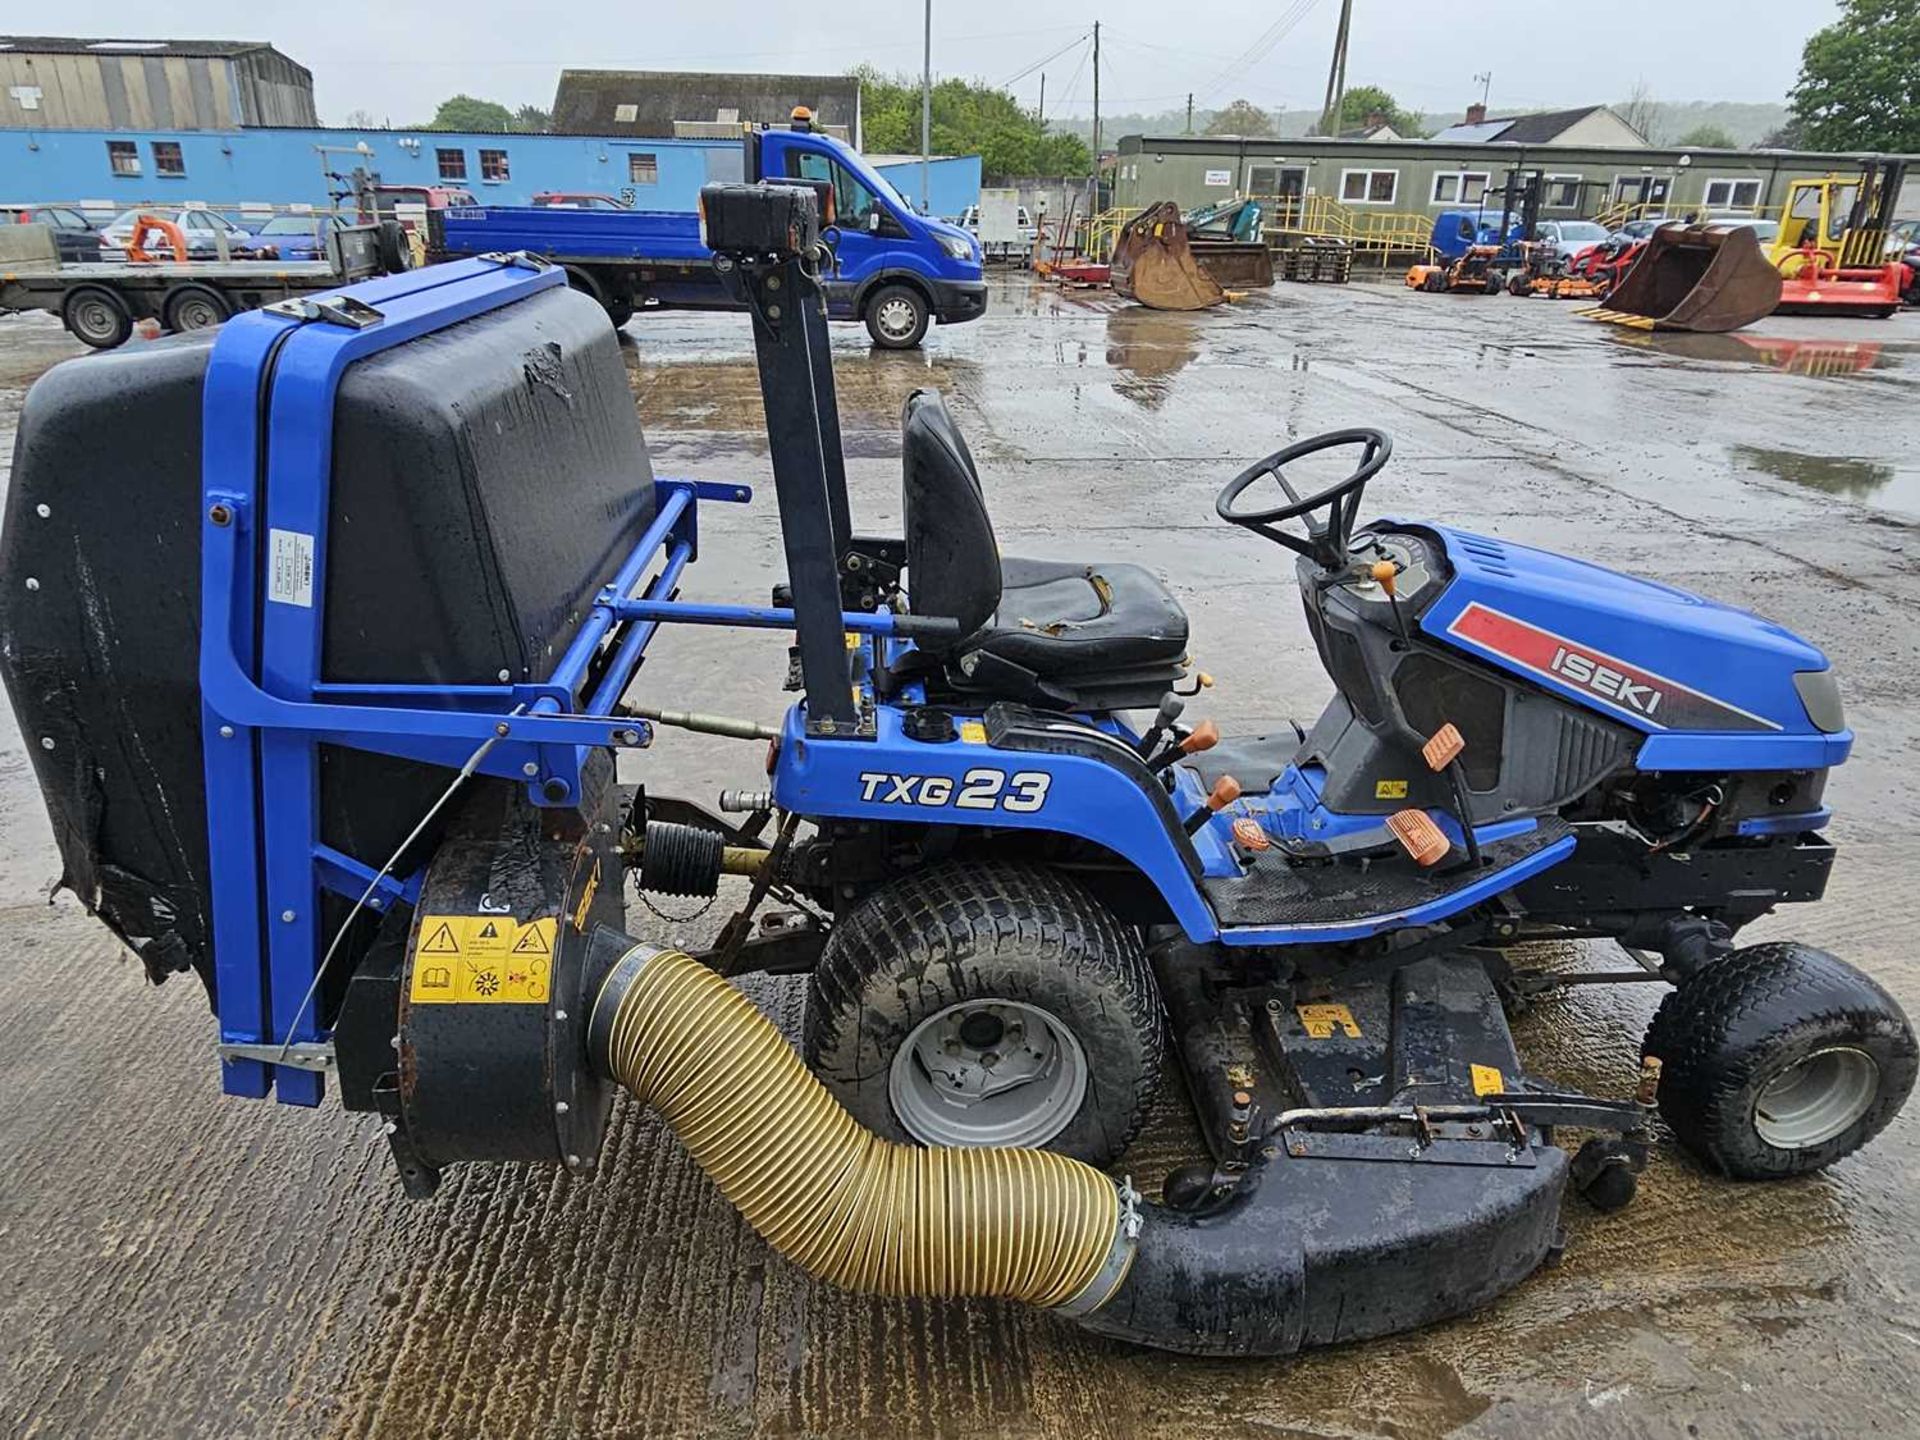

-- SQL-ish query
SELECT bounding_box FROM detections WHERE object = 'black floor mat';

[1204,816,1573,929]
[1181,729,1300,796]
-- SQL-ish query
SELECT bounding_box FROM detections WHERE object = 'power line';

[1002,31,1092,90]
[1195,0,1324,103]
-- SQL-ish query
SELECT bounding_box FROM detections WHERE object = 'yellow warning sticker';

[1375,779,1409,800]
[410,915,557,1004]
[572,860,602,934]
[1471,1063,1506,1096]
[1296,1003,1362,1039]
[959,721,987,745]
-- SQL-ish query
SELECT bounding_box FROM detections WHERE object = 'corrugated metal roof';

[0,35,275,57]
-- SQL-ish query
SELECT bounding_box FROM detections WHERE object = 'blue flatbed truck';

[429,115,987,348]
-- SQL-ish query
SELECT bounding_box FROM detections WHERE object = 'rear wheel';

[375,219,411,274]
[1644,942,1916,1178]
[1484,272,1504,295]
[864,283,930,349]
[162,284,231,334]
[1507,273,1532,297]
[61,285,132,349]
[804,862,1162,1166]
[1422,270,1446,293]
[606,296,635,328]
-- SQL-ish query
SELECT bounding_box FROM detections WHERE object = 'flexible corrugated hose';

[590,943,1137,1309]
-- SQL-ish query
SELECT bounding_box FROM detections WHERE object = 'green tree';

[852,66,1090,177]
[1205,99,1275,137]
[1788,0,1920,152]
[1676,123,1738,148]
[512,104,551,134]
[428,95,513,132]
[1338,85,1424,137]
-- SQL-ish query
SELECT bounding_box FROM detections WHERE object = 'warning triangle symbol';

[511,924,551,955]
[421,921,461,954]
[477,921,500,941]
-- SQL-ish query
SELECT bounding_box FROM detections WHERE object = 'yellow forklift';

[1768,160,1910,318]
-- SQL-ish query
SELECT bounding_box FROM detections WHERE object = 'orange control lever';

[1184,774,1242,835]
[1370,560,1399,597]
[1179,718,1220,755]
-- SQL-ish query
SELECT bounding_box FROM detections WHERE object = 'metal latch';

[477,249,551,271]
[218,1041,337,1073]
[263,294,384,329]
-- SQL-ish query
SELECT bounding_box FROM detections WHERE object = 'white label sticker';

[1204,168,1233,186]
[268,529,315,607]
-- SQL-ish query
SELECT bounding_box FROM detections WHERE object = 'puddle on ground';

[1731,442,1920,519]
[1612,329,1907,376]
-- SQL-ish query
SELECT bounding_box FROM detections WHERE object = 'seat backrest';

[902,388,1000,650]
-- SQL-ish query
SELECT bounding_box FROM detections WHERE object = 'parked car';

[1533,219,1613,259]
[0,204,102,262]
[1702,217,1781,246]
[247,214,337,262]
[530,192,632,210]
[1611,217,1676,242]
[98,207,272,261]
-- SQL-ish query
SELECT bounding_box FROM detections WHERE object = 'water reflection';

[1104,307,1201,410]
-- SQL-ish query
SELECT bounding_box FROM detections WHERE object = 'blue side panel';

[1412,521,1851,770]
[769,706,1223,943]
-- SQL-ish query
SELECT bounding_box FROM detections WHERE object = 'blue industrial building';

[0,125,982,220]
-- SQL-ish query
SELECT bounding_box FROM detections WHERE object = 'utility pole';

[1317,0,1353,137]
[1038,72,1046,127]
[920,0,932,214]
[1185,93,1194,134]
[1091,21,1102,182]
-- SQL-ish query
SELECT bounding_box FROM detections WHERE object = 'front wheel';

[804,863,1162,1167]
[864,283,930,349]
[1644,943,1916,1179]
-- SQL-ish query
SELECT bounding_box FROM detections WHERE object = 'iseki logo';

[1549,645,1664,717]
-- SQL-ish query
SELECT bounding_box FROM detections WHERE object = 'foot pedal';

[1387,809,1449,868]
[1422,722,1464,771]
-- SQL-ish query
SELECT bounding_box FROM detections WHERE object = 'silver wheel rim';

[1753,1045,1879,1149]
[174,297,221,330]
[72,298,120,343]
[875,296,919,340]
[888,998,1087,1148]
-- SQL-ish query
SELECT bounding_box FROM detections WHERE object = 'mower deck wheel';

[803,862,1162,1167]
[1644,942,1917,1179]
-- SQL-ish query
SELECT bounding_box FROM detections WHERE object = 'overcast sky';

[46,0,1838,125]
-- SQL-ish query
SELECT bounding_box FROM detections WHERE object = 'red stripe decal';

[1448,603,1777,732]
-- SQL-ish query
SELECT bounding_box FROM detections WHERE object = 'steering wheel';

[1215,428,1392,566]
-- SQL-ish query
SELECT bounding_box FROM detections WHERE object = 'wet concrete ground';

[2,276,1918,1438]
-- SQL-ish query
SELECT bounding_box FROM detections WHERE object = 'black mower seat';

[901,389,1189,702]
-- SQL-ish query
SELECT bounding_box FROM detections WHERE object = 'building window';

[1703,177,1763,212]
[613,102,638,123]
[628,152,658,185]
[1430,171,1489,206]
[1543,175,1583,209]
[106,140,141,176]
[436,148,467,181]
[479,149,509,182]
[151,141,185,177]
[1340,169,1398,205]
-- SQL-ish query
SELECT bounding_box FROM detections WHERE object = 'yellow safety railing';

[1085,206,1141,264]
[1261,194,1436,263]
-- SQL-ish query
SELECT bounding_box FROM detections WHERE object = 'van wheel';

[606,297,635,327]
[805,863,1162,1167]
[865,284,930,348]
[163,284,232,334]
[62,286,133,349]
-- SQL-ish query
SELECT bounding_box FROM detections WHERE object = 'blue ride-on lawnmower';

[2,180,1911,1358]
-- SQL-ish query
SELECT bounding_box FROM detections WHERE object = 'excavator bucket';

[1111,202,1227,311]
[1575,224,1781,333]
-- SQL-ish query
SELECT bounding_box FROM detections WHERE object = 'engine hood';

[1412,522,1833,742]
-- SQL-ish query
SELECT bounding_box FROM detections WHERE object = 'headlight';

[938,233,973,261]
